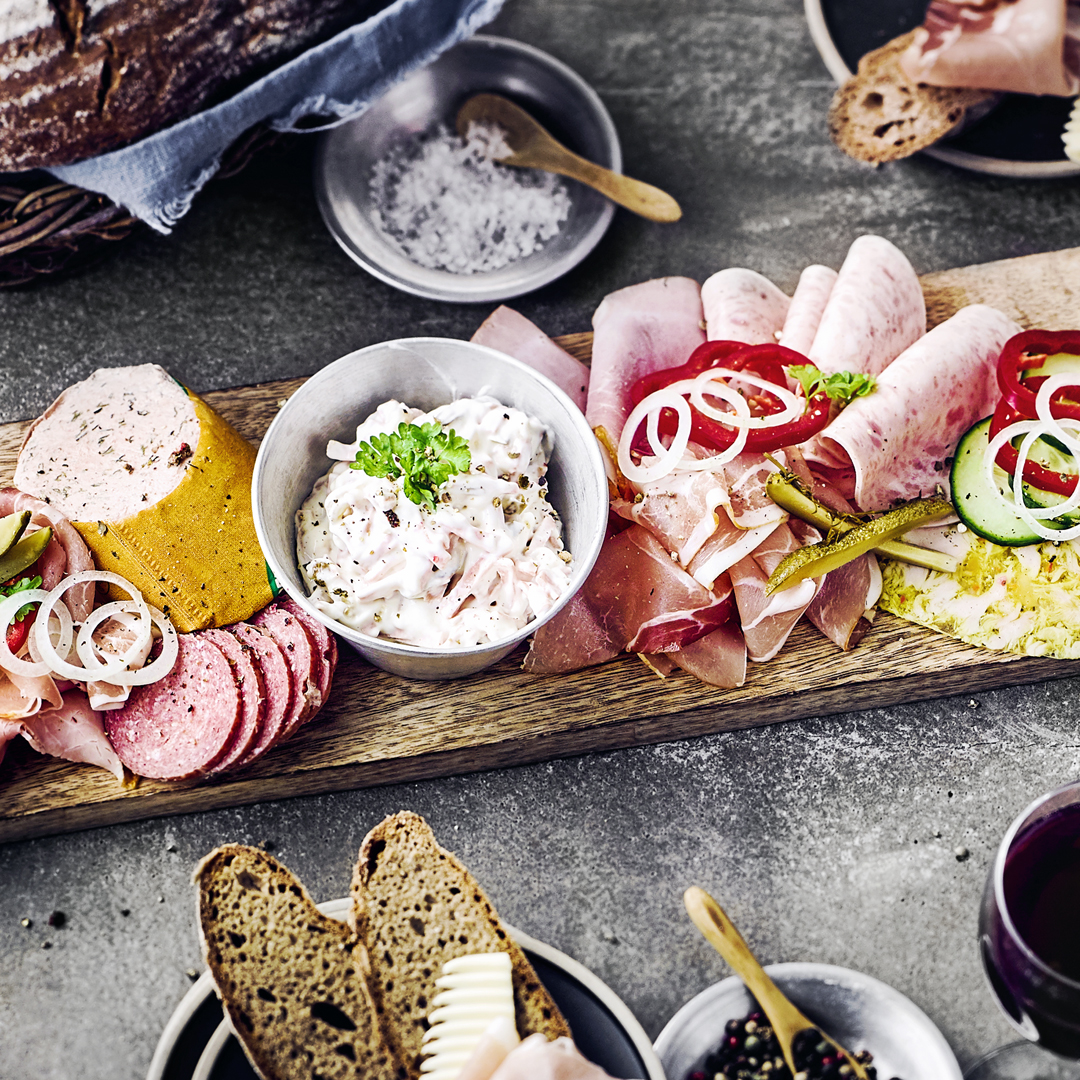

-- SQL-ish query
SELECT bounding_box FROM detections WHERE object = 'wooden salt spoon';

[455,93,682,223]
[683,886,870,1080]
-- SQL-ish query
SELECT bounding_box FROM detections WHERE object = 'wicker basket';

[0,126,282,288]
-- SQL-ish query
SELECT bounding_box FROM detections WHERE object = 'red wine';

[1004,803,1080,982]
[980,800,1080,1056]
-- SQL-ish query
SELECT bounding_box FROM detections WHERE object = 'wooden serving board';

[2,248,1079,844]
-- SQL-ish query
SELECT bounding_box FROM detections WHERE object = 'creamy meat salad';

[296,397,573,647]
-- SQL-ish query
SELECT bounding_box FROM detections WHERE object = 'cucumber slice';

[950,417,1071,546]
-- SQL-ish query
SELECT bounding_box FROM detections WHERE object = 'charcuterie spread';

[0,368,336,785]
[297,396,574,648]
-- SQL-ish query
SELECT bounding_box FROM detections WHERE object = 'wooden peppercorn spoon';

[455,93,682,223]
[683,886,870,1080]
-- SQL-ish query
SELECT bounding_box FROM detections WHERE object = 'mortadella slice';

[808,304,1023,512]
[777,265,838,357]
[587,277,706,451]
[701,268,790,344]
[808,235,925,377]
[471,306,590,412]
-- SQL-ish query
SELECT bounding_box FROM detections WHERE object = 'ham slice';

[471,306,590,412]
[778,265,838,356]
[587,277,706,449]
[20,690,126,781]
[900,0,1080,97]
[701,268,790,344]
[807,304,1023,512]
[808,235,925,377]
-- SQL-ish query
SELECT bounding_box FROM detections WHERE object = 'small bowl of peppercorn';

[653,963,962,1080]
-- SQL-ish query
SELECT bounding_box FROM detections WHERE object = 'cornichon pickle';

[0,525,52,585]
[0,511,31,561]
[765,473,958,576]
[765,495,954,595]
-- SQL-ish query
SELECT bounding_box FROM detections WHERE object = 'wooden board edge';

[2,653,1073,845]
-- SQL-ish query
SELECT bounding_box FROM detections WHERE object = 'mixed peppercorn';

[687,1010,900,1080]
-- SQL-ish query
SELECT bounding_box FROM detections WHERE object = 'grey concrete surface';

[2,0,1080,1078]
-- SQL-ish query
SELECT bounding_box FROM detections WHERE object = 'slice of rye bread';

[195,845,405,1080]
[828,31,996,163]
[350,812,572,1075]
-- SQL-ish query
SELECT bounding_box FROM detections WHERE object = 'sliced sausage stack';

[104,598,338,781]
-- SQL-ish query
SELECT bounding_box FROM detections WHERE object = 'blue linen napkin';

[46,0,505,234]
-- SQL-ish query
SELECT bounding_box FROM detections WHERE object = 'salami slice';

[227,622,294,766]
[777,264,838,357]
[251,606,321,739]
[104,635,240,780]
[701,268,790,344]
[200,628,264,775]
[808,235,925,377]
[277,598,337,709]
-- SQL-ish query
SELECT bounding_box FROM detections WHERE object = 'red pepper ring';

[627,340,831,455]
[996,329,1080,422]
[989,398,1079,498]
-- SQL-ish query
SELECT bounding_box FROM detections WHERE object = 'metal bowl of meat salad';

[314,35,621,302]
[252,337,608,679]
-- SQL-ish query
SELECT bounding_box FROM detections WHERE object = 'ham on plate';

[701,268,790,344]
[900,0,1080,97]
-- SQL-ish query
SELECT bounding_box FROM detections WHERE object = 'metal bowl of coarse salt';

[314,35,620,303]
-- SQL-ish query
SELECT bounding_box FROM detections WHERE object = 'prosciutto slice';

[808,304,1023,512]
[901,0,1080,97]
[778,265,838,357]
[522,589,621,674]
[701,268,790,344]
[808,235,925,377]
[671,623,747,687]
[471,306,590,412]
[587,277,706,449]
[0,488,95,620]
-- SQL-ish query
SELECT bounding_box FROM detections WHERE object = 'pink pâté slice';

[226,622,295,766]
[104,635,241,780]
[199,628,264,775]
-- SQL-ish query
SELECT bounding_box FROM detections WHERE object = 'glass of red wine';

[968,779,1080,1079]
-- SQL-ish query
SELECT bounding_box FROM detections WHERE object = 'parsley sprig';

[1,575,42,621]
[787,364,876,407]
[351,421,471,511]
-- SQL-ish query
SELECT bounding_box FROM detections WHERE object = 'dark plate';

[146,901,665,1080]
[804,0,1080,177]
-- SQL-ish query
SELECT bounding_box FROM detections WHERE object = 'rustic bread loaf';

[194,844,405,1080]
[828,31,995,164]
[0,0,379,171]
[350,811,572,1075]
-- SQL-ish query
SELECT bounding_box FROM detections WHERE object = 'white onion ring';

[75,601,152,680]
[690,368,803,428]
[27,603,74,669]
[119,606,178,687]
[0,588,52,677]
[617,390,694,483]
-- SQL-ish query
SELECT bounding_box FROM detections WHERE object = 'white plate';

[148,898,665,1080]
[654,962,962,1080]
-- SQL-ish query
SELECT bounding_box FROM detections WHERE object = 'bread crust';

[351,811,573,1075]
[0,0,380,171]
[828,31,996,163]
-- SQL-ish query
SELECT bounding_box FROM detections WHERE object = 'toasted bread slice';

[828,31,995,163]
[195,845,404,1080]
[351,812,572,1074]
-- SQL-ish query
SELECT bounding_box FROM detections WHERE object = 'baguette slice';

[195,845,404,1080]
[828,31,996,163]
[351,812,572,1075]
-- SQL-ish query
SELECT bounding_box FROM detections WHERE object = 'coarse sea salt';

[369,121,572,275]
